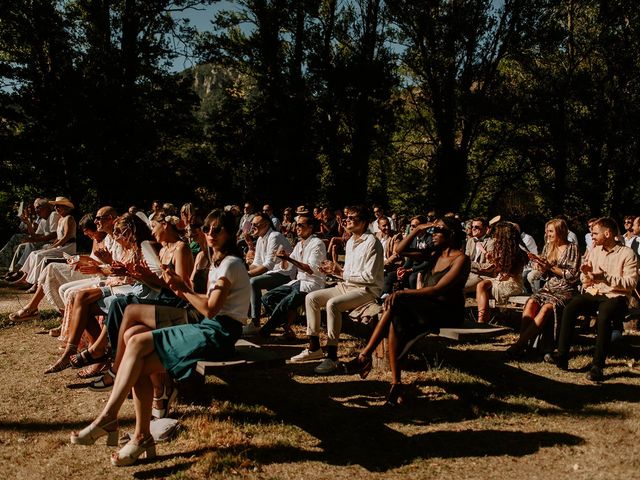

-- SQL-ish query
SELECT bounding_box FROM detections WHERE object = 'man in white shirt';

[2,198,60,279]
[291,205,384,374]
[368,204,395,233]
[259,214,326,338]
[243,213,295,335]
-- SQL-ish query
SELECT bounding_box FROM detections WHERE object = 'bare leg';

[516,303,553,348]
[132,366,154,442]
[114,305,158,370]
[519,298,540,335]
[93,332,164,432]
[23,285,46,311]
[388,322,401,385]
[84,326,110,358]
[360,307,394,358]
[102,305,158,388]
[47,288,104,371]
[476,280,493,323]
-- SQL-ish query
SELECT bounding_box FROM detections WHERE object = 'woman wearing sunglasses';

[69,210,250,466]
[344,217,470,406]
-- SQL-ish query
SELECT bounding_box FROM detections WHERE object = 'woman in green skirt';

[69,209,250,466]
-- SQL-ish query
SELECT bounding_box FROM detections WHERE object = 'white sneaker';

[242,323,260,336]
[289,348,324,363]
[314,358,338,374]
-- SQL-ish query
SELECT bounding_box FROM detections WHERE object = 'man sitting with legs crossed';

[290,205,384,374]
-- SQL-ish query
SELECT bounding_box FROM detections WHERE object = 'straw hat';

[295,205,310,215]
[50,196,75,210]
[488,215,501,226]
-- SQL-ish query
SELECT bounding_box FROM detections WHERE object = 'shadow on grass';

[178,367,585,472]
[438,346,640,411]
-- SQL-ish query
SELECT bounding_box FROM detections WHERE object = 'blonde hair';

[545,218,568,264]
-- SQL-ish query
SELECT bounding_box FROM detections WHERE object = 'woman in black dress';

[345,217,470,405]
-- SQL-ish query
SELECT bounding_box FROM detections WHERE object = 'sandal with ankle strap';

[111,435,156,466]
[70,347,111,369]
[70,418,119,446]
[152,383,178,419]
[9,307,39,322]
[78,362,107,379]
[44,346,77,374]
[88,368,115,392]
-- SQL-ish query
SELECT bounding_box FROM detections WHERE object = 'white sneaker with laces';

[314,358,338,374]
[289,348,324,363]
[242,323,260,336]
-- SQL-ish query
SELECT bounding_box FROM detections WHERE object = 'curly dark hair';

[491,222,527,275]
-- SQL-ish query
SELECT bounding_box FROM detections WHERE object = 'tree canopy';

[1,0,639,233]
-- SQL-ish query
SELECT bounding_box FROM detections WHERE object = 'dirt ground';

[1,287,639,480]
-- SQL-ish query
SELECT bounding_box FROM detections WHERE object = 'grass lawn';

[1,288,639,479]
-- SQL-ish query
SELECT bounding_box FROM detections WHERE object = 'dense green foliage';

[1,0,639,232]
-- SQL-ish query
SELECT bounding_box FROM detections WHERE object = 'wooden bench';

[342,306,511,370]
[196,339,287,376]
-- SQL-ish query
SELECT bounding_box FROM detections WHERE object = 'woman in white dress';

[13,197,77,289]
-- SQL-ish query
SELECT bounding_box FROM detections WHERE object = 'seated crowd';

[1,197,639,467]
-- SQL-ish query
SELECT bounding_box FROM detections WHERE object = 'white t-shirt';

[207,255,251,322]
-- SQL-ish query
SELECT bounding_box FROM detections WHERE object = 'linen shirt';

[342,231,384,296]
[35,211,60,236]
[285,235,327,293]
[465,236,494,273]
[252,229,295,277]
[582,244,638,299]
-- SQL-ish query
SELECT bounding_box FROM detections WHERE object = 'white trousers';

[305,283,376,346]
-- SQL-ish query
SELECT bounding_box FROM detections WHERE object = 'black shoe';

[544,352,568,370]
[385,383,405,407]
[586,365,604,382]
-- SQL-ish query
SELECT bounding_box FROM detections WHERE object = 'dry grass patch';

[2,288,640,479]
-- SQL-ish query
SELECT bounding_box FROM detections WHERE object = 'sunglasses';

[251,222,264,228]
[95,215,112,222]
[296,222,310,228]
[471,225,483,230]
[202,224,223,235]
[428,226,449,235]
[346,215,360,221]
